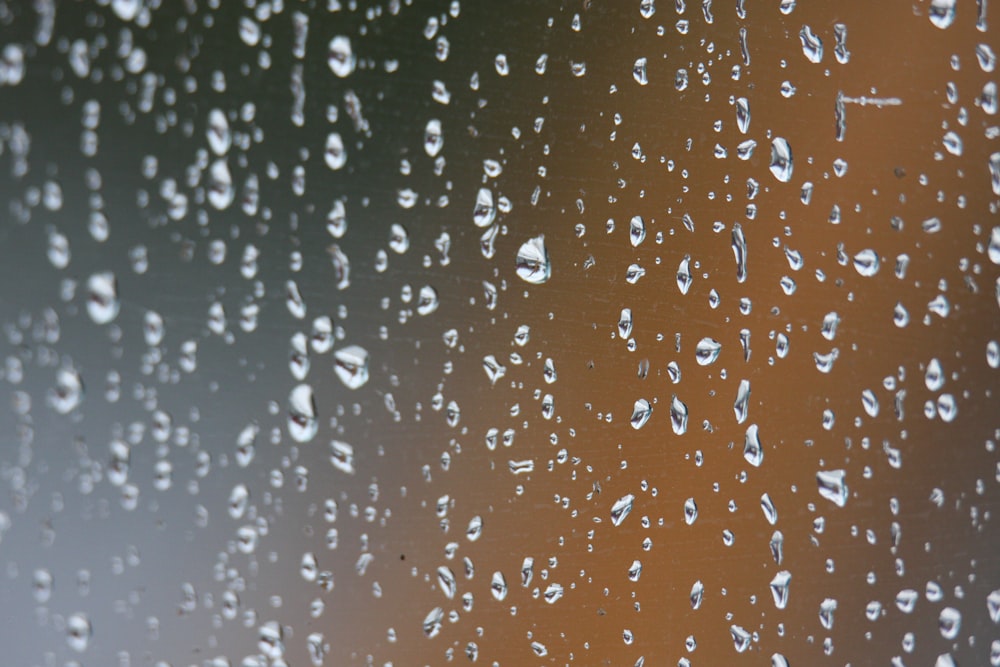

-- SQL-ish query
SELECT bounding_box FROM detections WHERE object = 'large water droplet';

[610,493,635,526]
[670,395,689,434]
[515,235,551,284]
[770,571,791,609]
[66,613,92,652]
[330,440,356,474]
[629,215,646,247]
[630,398,652,429]
[327,36,355,76]
[769,137,794,182]
[50,366,83,414]
[730,624,751,652]
[86,271,120,324]
[928,0,956,28]
[799,25,824,63]
[424,119,443,157]
[988,227,1000,264]
[939,607,962,639]
[676,256,693,294]
[288,384,318,443]
[744,424,763,467]
[333,345,370,389]
[473,188,496,227]
[324,133,347,170]
[490,571,508,600]
[695,338,722,365]
[853,248,880,276]
[817,469,848,507]
[437,566,457,599]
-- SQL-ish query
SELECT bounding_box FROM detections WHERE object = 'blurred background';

[0,0,997,665]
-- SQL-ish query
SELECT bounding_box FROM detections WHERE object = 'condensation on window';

[0,0,998,666]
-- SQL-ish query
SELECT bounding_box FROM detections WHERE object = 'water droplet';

[928,0,956,28]
[473,188,496,227]
[324,133,347,170]
[988,227,1000,265]
[735,97,750,133]
[942,131,963,156]
[424,119,443,157]
[207,160,234,209]
[732,223,747,283]
[543,583,564,603]
[610,493,635,526]
[730,624,751,652]
[327,36,355,76]
[817,469,848,507]
[66,613,92,652]
[633,58,648,85]
[799,25,824,63]
[939,607,962,639]
[990,152,1000,196]
[482,355,507,385]
[760,493,778,525]
[734,379,751,424]
[630,398,652,429]
[423,607,444,638]
[625,263,646,284]
[111,0,141,21]
[259,620,285,659]
[677,256,693,294]
[47,230,70,269]
[819,598,838,629]
[629,215,646,247]
[288,384,318,443]
[814,348,839,373]
[769,138,794,182]
[670,395,689,434]
[695,338,722,365]
[490,571,508,600]
[619,308,634,339]
[926,358,945,391]
[33,568,53,603]
[50,366,83,414]
[329,440,356,474]
[417,285,440,316]
[687,580,704,611]
[207,108,231,155]
[228,483,249,519]
[986,589,1000,623]
[467,515,483,541]
[770,571,791,609]
[744,424,763,467]
[684,497,698,525]
[86,271,120,324]
[437,566,457,599]
[333,345,370,389]
[515,235,551,284]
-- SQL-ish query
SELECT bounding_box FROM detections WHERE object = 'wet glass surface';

[0,0,998,665]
